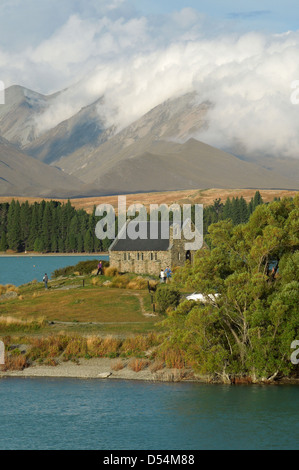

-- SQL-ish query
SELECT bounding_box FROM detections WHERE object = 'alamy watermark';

[95,196,203,251]
[0,340,4,365]
[0,80,5,105]
[291,340,299,365]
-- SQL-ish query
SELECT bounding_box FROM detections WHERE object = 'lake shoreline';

[1,358,298,385]
[0,252,109,257]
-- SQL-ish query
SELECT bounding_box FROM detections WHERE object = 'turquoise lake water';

[0,255,109,286]
[0,256,298,450]
[0,378,298,450]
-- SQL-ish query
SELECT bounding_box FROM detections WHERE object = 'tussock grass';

[1,354,29,371]
[111,359,125,371]
[0,316,46,332]
[26,335,69,360]
[104,266,118,277]
[158,349,187,369]
[128,358,150,372]
[86,335,121,358]
[149,360,165,373]
[0,284,19,296]
[126,277,148,290]
[110,274,130,288]
[63,336,88,359]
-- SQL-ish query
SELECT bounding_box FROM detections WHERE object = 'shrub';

[52,260,109,278]
[154,285,181,313]
[104,266,119,277]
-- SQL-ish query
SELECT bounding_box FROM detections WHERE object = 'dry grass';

[111,359,125,371]
[159,349,186,369]
[1,354,29,371]
[149,360,165,373]
[126,277,148,290]
[0,284,19,296]
[128,358,150,372]
[86,335,121,357]
[0,316,46,332]
[120,333,160,356]
[104,266,118,277]
[1,189,296,216]
[63,336,87,359]
[26,335,69,360]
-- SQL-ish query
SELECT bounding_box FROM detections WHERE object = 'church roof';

[109,221,173,252]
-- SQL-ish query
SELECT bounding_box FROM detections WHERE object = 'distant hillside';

[1,188,297,214]
[0,137,82,197]
[0,86,298,197]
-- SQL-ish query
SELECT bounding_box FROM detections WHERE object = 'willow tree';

[162,196,299,383]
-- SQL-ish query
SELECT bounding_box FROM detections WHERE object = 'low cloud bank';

[1,4,299,158]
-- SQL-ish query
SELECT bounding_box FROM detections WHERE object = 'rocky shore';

[0,357,202,382]
[1,358,298,384]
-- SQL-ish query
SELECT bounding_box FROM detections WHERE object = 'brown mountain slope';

[53,92,209,179]
[79,138,299,195]
[0,137,82,197]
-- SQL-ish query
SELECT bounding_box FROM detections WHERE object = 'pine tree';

[7,200,22,251]
[223,197,233,220]
[41,203,53,252]
[20,201,31,251]
[84,230,93,253]
[252,191,263,210]
[239,196,249,223]
[231,197,241,225]
[77,233,84,253]
[28,203,40,251]
[0,231,8,251]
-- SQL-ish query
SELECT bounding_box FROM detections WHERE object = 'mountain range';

[0,85,298,197]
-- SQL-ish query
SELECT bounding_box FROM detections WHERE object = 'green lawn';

[0,276,162,336]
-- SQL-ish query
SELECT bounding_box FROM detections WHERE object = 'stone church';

[109,220,198,276]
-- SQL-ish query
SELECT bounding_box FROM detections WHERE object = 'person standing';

[159,269,165,283]
[97,261,103,275]
[164,266,172,283]
[43,273,48,289]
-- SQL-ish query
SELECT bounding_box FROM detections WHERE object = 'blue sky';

[0,0,298,52]
[134,0,298,32]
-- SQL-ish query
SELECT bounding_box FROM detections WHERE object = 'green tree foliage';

[163,196,299,382]
[0,200,111,253]
[155,285,181,313]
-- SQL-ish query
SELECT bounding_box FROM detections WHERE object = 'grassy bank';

[0,265,196,379]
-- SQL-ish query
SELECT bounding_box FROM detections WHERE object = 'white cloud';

[1,4,299,159]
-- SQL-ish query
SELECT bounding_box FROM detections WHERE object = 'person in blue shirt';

[164,266,172,283]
